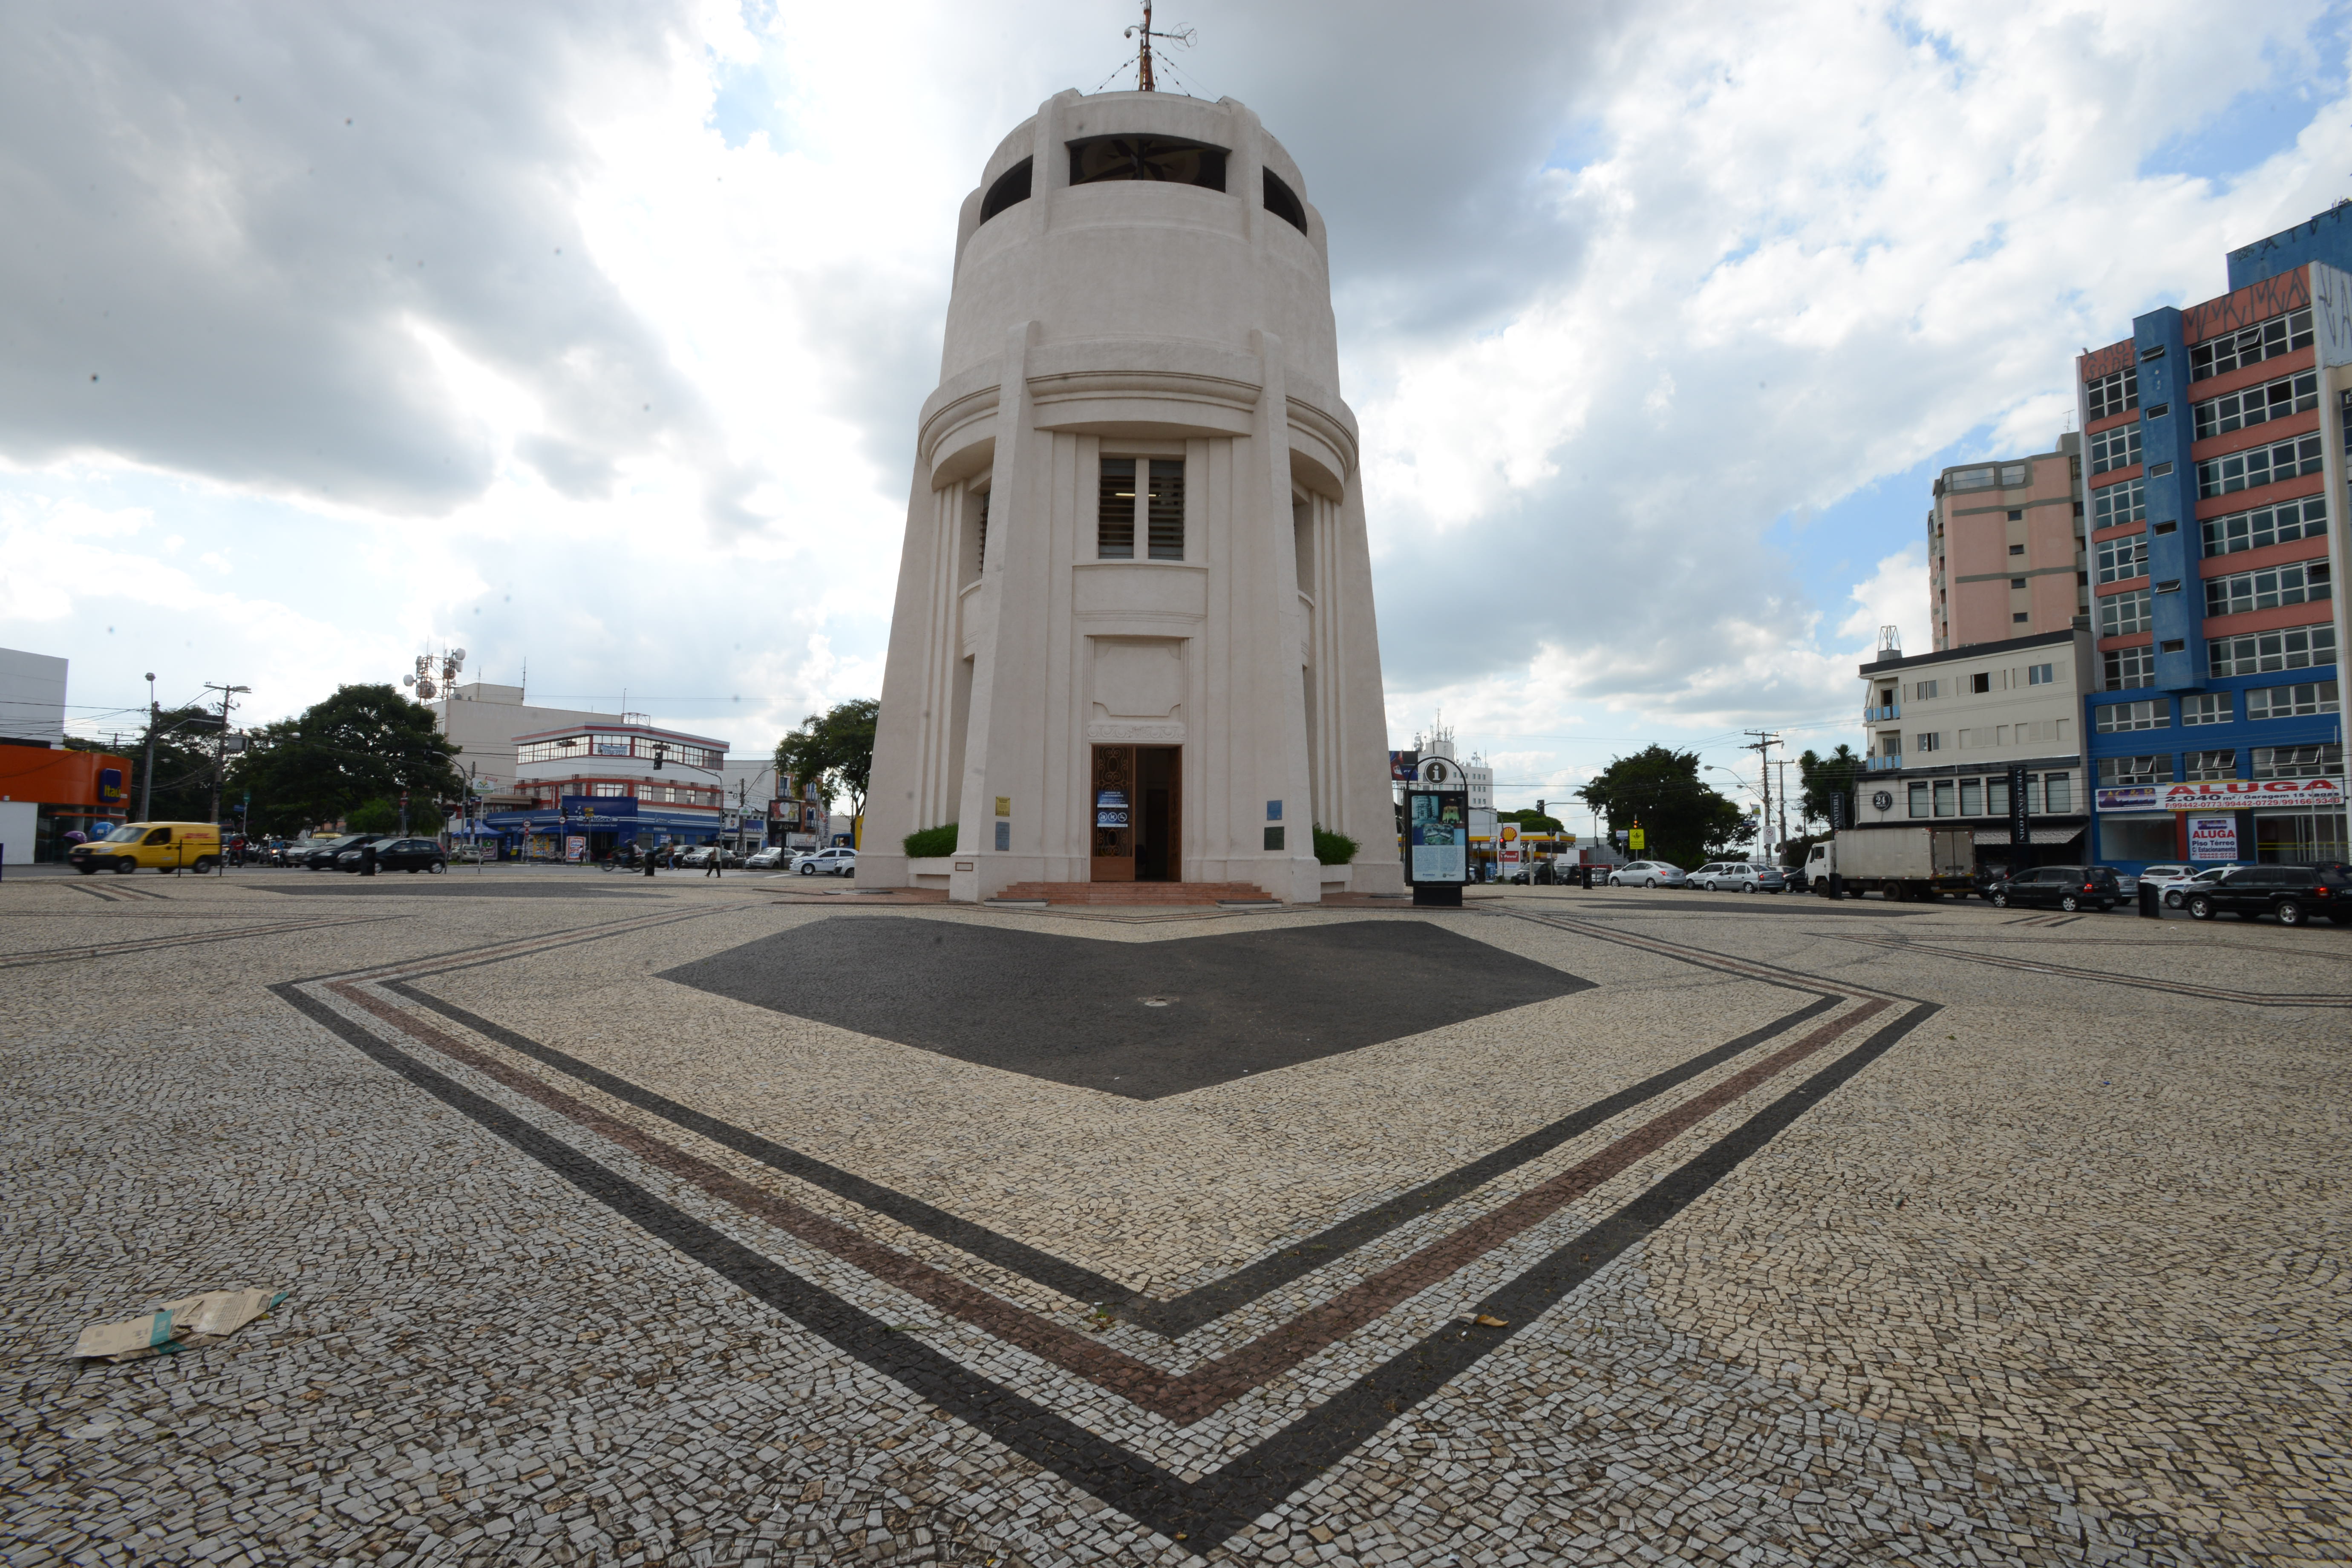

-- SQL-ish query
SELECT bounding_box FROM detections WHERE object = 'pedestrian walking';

[705,842,723,878]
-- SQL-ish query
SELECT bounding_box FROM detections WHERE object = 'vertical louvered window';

[1097,459,1136,558]
[1147,459,1185,560]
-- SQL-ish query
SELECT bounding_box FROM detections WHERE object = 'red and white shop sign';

[2155,779,2344,810]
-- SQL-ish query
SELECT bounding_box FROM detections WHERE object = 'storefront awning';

[1972,827,2083,845]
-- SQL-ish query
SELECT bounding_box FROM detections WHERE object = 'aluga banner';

[2096,778,2347,812]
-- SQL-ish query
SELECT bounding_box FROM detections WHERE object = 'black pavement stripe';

[390,980,1848,1339]
[1825,934,2352,1007]
[0,914,401,969]
[272,986,1939,1552]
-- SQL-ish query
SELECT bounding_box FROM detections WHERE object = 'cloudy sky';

[3,0,2346,825]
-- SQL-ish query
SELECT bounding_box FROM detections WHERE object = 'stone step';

[994,881,1277,906]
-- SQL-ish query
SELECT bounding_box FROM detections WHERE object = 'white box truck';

[1806,827,1975,900]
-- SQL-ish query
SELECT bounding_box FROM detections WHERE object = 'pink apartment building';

[1928,435,2088,651]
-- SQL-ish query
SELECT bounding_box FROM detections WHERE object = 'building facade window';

[591,782,628,798]
[2188,307,2313,381]
[2089,423,2142,475]
[2097,588,2152,637]
[1913,732,1941,752]
[2192,369,2319,439]
[2202,496,2328,559]
[2251,743,2344,780]
[2182,692,2233,725]
[1907,782,1929,818]
[2095,535,2147,584]
[2211,623,2336,676]
[2205,560,2331,618]
[2095,700,2168,733]
[2044,772,2073,813]
[2085,365,2139,421]
[1145,459,1186,560]
[1960,779,1984,815]
[2026,662,2055,685]
[2196,431,2325,499]
[1097,458,1137,558]
[2098,755,2173,787]
[2091,478,2145,530]
[1948,465,1996,491]
[2247,680,2340,721]
[1914,679,1939,700]
[2104,646,2154,689]
[2184,749,2238,781]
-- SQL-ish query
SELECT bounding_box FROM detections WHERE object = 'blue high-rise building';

[2079,205,2349,870]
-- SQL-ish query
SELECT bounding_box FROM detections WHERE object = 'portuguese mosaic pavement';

[3,870,2348,1566]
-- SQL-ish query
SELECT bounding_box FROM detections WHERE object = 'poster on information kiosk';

[1408,791,1468,884]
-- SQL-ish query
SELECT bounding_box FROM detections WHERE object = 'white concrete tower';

[861,89,1404,904]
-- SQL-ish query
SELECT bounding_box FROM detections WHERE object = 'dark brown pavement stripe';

[0,914,398,968]
[271,982,1940,1552]
[335,980,1885,1425]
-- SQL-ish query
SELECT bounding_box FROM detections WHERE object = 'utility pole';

[140,672,158,821]
[1743,730,1780,864]
[1773,756,1793,849]
[203,683,250,827]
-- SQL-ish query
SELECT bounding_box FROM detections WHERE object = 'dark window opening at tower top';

[1262,167,1307,233]
[979,156,1032,224]
[1067,135,1228,191]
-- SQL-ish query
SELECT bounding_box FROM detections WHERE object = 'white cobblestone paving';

[2,870,2346,1565]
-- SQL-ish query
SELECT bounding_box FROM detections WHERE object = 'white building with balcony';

[1853,628,2094,866]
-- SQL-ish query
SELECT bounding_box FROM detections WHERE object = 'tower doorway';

[1091,744,1181,882]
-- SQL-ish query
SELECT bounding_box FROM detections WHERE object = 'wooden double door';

[1090,744,1181,882]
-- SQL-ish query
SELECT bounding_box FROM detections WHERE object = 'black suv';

[1986,865,2120,912]
[303,834,375,869]
[335,836,446,874]
[2184,864,2349,927]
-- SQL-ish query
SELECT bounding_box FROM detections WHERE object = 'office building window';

[2182,692,2233,726]
[2251,743,2343,780]
[1914,732,1941,752]
[1931,780,1954,816]
[2098,755,2173,787]
[2026,663,2055,685]
[2042,772,2072,813]
[2012,611,2030,623]
[1999,463,2028,487]
[1960,778,1984,815]
[1907,782,1930,818]
[2091,478,2144,530]
[1948,466,1996,490]
[1097,458,1136,558]
[2184,749,2237,781]
[2085,365,2138,421]
[2103,646,2154,689]
[2247,681,2340,721]
[1971,672,1992,694]
[2193,369,2319,439]
[2089,422,2142,475]
[2196,432,2324,499]
[1914,679,1939,700]
[1146,459,1186,560]
[2209,624,2336,675]
[2095,535,2147,584]
[2202,496,2328,559]
[2095,700,2168,733]
[2188,307,2313,381]
[592,782,628,798]
[2205,559,2331,618]
[2097,588,2151,637]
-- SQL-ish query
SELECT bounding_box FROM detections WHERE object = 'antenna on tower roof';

[1123,1,1194,92]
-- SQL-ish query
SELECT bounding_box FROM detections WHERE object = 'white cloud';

[0,0,2343,798]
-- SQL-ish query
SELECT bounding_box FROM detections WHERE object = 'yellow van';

[69,821,223,875]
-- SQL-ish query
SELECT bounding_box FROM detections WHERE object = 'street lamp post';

[139,672,158,822]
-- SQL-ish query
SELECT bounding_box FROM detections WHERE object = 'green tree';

[228,684,465,834]
[1572,745,1751,870]
[1498,807,1565,833]
[1796,744,1862,832]
[773,698,880,828]
[67,706,220,821]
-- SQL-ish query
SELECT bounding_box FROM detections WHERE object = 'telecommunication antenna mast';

[1124,1,1194,92]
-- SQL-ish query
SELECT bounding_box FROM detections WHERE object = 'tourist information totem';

[860,88,1404,904]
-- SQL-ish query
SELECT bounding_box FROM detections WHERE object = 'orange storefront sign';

[0,748,136,808]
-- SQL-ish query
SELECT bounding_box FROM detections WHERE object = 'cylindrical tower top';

[940,90,1339,397]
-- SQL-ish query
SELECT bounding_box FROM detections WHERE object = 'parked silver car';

[745,846,791,869]
[1607,860,1687,888]
[1692,861,1784,893]
[2147,862,2248,908]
